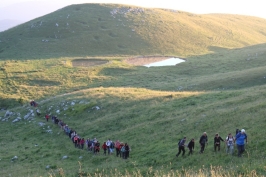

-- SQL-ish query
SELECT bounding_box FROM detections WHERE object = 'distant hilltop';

[1,3,266,59]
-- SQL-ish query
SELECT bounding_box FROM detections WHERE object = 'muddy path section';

[72,59,109,67]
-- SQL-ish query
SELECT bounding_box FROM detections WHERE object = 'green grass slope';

[0,43,266,176]
[0,3,266,177]
[1,86,266,176]
[1,3,266,59]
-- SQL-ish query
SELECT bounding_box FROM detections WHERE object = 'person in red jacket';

[80,138,85,149]
[115,140,121,157]
[94,141,100,154]
[102,142,107,155]
[45,114,49,122]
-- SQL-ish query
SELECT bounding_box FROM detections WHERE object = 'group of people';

[31,101,248,160]
[31,101,131,159]
[50,114,131,159]
[30,100,38,107]
[176,129,248,158]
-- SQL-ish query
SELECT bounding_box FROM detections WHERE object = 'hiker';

[187,138,195,155]
[80,138,85,149]
[120,143,125,159]
[87,139,93,151]
[74,135,78,148]
[30,100,37,107]
[45,114,49,122]
[124,143,130,159]
[199,132,208,153]
[106,139,111,154]
[36,109,41,116]
[226,133,235,155]
[110,140,115,154]
[102,142,107,155]
[94,141,100,154]
[176,137,186,157]
[115,140,121,157]
[235,129,248,157]
[214,133,224,152]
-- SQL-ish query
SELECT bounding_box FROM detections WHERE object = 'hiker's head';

[241,129,245,133]
[215,133,219,137]
[191,138,194,142]
[183,137,186,140]
[228,133,232,137]
[203,132,207,136]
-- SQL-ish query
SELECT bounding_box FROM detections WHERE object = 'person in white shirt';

[106,139,111,154]
[226,133,235,155]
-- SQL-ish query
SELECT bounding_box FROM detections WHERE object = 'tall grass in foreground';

[48,163,263,177]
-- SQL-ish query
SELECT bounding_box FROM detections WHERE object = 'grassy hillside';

[0,42,266,176]
[1,4,266,59]
[0,3,266,177]
[1,43,266,107]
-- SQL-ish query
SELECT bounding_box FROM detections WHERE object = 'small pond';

[144,58,185,67]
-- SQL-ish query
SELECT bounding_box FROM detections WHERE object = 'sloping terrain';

[0,3,266,177]
[1,4,266,59]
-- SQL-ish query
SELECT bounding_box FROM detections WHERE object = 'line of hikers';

[45,113,131,159]
[176,129,248,158]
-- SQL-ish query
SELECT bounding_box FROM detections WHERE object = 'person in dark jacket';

[214,133,224,152]
[102,142,107,155]
[176,137,186,157]
[199,132,208,153]
[124,143,130,159]
[187,138,195,155]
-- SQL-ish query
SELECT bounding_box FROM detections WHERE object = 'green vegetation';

[1,4,266,59]
[0,3,266,177]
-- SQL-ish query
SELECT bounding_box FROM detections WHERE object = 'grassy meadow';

[0,44,266,176]
[0,3,266,177]
[1,4,266,59]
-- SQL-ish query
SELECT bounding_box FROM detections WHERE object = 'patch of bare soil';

[125,56,176,66]
[72,59,109,67]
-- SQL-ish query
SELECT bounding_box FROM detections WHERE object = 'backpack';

[178,139,182,146]
[226,136,234,146]
[110,142,114,148]
[236,129,240,135]
[120,146,125,152]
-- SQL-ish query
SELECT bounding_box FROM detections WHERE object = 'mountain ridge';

[1,3,266,59]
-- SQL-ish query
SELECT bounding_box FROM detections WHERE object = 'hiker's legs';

[188,148,193,155]
[181,146,185,156]
[237,145,244,157]
[218,144,221,151]
[176,147,182,157]
[125,151,129,159]
[116,148,120,157]
[230,146,234,155]
[200,143,205,153]
[240,145,245,154]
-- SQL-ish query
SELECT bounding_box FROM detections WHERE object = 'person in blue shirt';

[176,137,186,157]
[235,129,248,157]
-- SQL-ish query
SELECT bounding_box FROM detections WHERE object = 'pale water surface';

[144,58,185,67]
